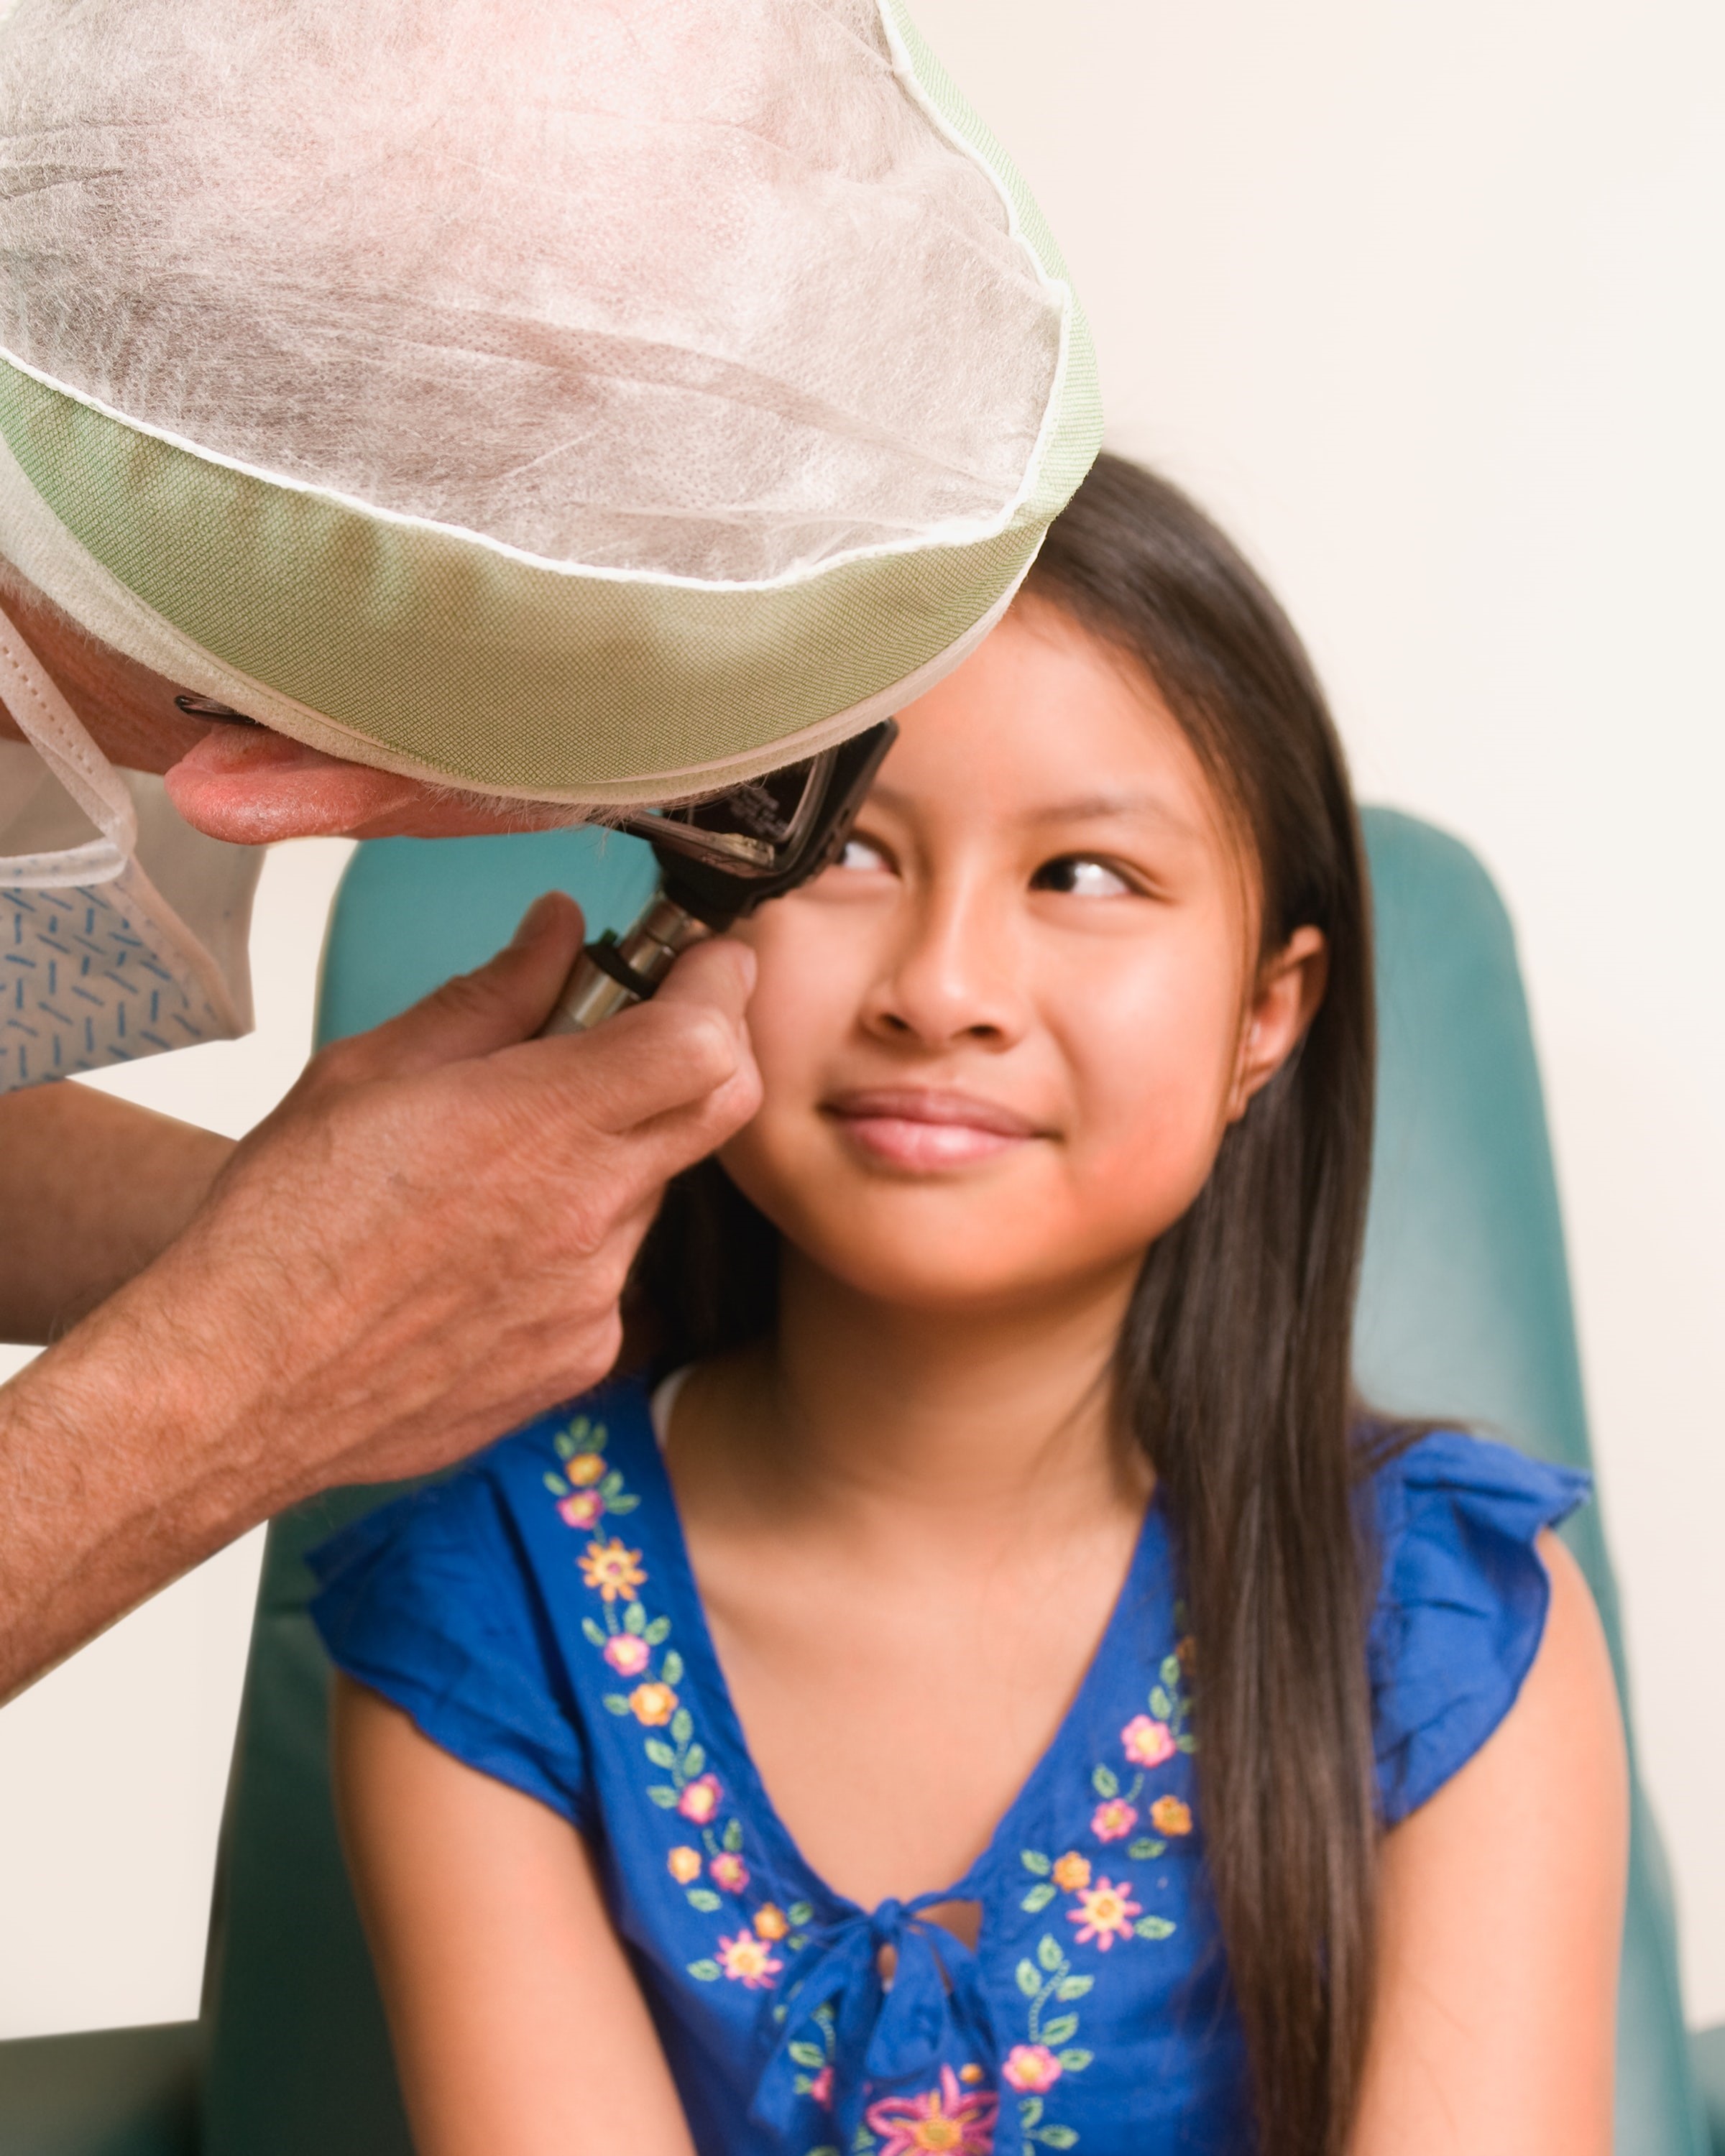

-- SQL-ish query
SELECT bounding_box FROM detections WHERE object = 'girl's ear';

[1226,926,1328,1123]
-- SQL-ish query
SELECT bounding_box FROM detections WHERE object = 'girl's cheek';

[1052,947,1248,1199]
[737,935,860,1107]
[748,898,885,1053]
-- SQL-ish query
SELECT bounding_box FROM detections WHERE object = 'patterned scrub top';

[309,1376,1588,2156]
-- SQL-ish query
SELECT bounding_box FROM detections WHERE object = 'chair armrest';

[0,2019,199,2155]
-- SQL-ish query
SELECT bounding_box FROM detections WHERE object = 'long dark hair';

[629,454,1380,2155]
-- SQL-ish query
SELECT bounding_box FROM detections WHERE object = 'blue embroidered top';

[308,1377,1588,2156]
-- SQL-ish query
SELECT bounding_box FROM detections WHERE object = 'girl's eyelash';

[1029,854,1138,897]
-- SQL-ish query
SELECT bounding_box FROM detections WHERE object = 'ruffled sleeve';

[309,1456,592,1829]
[1366,1430,1591,1826]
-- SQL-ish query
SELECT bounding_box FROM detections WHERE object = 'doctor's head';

[0,0,1098,839]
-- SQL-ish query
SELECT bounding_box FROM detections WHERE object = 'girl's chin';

[725,1138,1146,1309]
[786,1212,1104,1314]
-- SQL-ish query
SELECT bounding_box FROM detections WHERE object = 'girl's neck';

[691,1249,1150,1542]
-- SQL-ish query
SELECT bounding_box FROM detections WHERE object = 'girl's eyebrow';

[868,783,1199,835]
[1021,788,1197,833]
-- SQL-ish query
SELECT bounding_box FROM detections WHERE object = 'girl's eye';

[835,834,891,873]
[1031,854,1133,898]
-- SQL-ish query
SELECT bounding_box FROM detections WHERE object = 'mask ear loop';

[0,599,138,888]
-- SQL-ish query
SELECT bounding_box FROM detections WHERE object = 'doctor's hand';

[0,895,759,1700]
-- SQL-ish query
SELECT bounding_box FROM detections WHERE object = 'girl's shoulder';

[307,1373,667,1830]
[308,1372,663,1603]
[1361,1427,1592,1825]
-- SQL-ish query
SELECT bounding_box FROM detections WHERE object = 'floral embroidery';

[1021,1842,1177,1948]
[579,1537,647,1602]
[1003,1633,1198,2150]
[629,1680,679,1726]
[678,1772,723,1823]
[1081,1642,1197,1869]
[865,2065,998,2155]
[1003,2046,1063,2093]
[715,1928,784,1989]
[603,1632,651,1677]
[542,1415,639,1537]
[1088,1798,1136,1841]
[786,2000,838,2116]
[1011,1933,1093,2151]
[1141,1644,1195,1757]
[1067,1879,1139,1950]
[554,1410,814,1988]
[1120,1714,1175,1767]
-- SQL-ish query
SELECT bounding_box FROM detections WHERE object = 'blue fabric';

[309,1379,1587,2156]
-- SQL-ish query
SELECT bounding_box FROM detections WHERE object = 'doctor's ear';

[1226,926,1329,1123]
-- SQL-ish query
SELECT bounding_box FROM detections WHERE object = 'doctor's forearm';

[0,905,760,1702]
[0,1084,233,1343]
[0,1285,259,1698]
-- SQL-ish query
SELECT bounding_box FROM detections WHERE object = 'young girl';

[310,457,1627,2156]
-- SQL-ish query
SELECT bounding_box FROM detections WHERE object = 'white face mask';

[0,602,257,1093]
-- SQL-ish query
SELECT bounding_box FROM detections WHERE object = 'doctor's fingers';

[295,900,758,1155]
[472,971,760,1219]
[300,890,588,1092]
[501,936,760,1138]
[448,1054,758,1266]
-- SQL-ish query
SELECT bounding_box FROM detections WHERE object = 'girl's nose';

[861,881,1029,1051]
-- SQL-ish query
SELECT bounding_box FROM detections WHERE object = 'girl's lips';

[823,1088,1043,1171]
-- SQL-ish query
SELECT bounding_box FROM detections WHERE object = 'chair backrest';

[198,811,1705,2156]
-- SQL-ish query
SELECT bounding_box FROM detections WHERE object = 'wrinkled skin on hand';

[0,896,760,1697]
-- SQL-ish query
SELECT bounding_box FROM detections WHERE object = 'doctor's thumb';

[314,890,588,1084]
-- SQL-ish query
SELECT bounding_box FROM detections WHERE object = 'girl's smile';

[821,1086,1046,1171]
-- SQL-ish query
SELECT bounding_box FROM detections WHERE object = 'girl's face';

[722,599,1325,1315]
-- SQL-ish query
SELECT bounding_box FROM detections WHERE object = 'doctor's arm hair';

[0,1084,231,1343]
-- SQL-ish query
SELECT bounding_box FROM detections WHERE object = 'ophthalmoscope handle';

[540,891,712,1037]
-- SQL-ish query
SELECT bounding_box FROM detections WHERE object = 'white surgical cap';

[0,0,1100,803]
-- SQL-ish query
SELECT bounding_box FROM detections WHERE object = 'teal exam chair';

[2,809,1720,2155]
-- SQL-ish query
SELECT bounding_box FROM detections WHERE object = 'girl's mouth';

[822,1087,1044,1171]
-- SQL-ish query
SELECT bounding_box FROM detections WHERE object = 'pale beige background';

[1,0,1721,2039]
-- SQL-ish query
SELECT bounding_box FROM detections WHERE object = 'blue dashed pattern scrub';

[309,1377,1587,2156]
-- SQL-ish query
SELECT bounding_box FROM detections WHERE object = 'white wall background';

[1,0,1721,2038]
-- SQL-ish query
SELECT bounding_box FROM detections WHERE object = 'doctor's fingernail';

[511,893,561,945]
